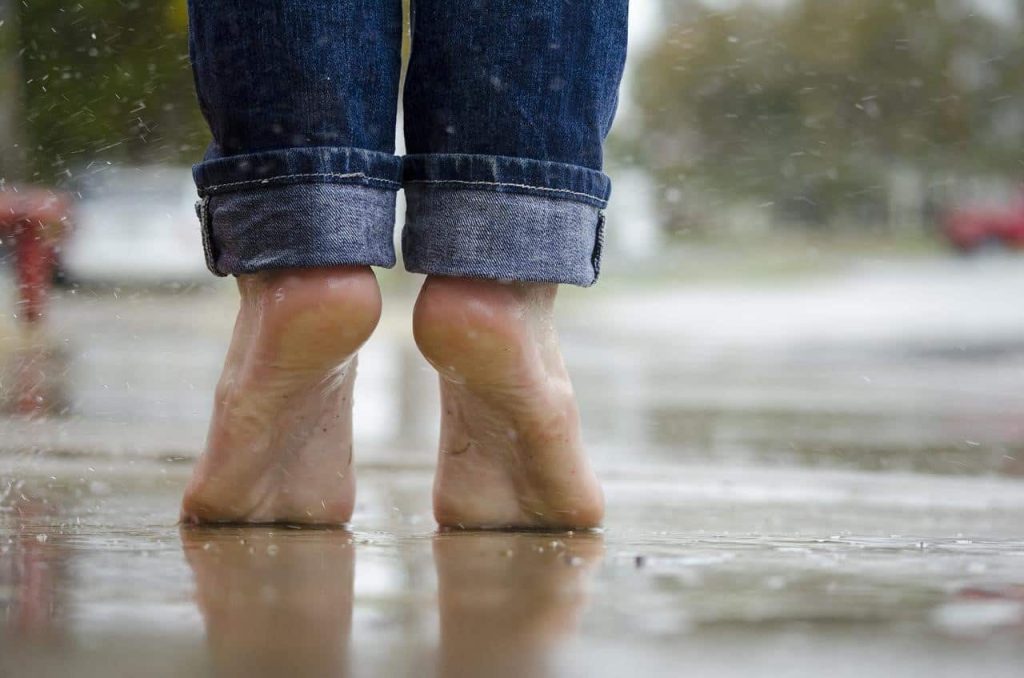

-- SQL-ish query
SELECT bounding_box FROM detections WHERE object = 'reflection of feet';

[181,526,355,675]
[181,267,381,525]
[434,531,604,678]
[413,277,604,529]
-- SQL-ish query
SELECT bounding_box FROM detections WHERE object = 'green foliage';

[629,0,1024,228]
[15,0,206,184]
[0,0,27,179]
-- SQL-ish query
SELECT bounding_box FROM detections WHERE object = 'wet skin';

[182,268,602,529]
[414,276,604,529]
[181,267,380,525]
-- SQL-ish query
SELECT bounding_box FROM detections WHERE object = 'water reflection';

[0,492,69,642]
[434,531,603,678]
[179,528,602,678]
[181,526,355,677]
[4,467,1024,676]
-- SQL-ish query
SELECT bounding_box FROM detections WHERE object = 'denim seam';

[197,195,227,277]
[403,179,607,205]
[202,172,402,194]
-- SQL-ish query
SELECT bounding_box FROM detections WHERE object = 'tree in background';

[0,0,26,181]
[4,0,417,188]
[11,0,206,185]
[628,0,1024,232]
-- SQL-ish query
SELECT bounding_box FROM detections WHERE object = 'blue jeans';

[188,0,628,286]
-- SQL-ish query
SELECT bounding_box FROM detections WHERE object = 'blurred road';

[583,257,1024,353]
[2,255,1019,472]
[2,254,1024,677]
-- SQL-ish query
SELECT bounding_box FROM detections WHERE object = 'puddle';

[3,461,1024,677]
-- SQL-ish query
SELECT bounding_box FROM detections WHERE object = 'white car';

[60,165,210,285]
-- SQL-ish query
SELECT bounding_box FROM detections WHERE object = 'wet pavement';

[2,257,1024,676]
[3,457,1024,678]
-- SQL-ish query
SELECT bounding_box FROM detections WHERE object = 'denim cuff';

[194,146,402,196]
[402,154,610,208]
[193,146,401,276]
[401,154,609,287]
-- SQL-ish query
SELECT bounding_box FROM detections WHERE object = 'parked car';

[59,165,209,285]
[943,196,1024,253]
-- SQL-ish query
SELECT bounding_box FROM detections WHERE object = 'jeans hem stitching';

[403,179,607,204]
[202,172,401,193]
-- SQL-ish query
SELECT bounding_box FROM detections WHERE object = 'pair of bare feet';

[180,267,603,529]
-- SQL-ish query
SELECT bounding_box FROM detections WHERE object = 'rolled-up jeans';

[188,0,628,286]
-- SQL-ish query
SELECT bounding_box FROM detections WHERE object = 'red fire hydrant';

[1,187,72,415]
[0,186,72,324]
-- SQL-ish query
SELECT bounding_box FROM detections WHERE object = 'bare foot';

[413,276,603,529]
[181,266,381,525]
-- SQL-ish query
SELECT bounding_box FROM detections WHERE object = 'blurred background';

[0,0,1022,479]
[3,2,1024,674]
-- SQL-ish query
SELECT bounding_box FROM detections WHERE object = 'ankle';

[413,276,560,383]
[239,265,381,313]
[233,266,382,372]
